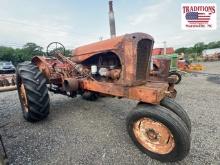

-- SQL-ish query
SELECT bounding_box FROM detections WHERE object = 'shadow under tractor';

[16,33,191,162]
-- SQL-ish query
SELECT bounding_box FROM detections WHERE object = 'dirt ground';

[0,61,220,165]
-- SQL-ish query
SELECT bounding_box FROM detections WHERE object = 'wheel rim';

[19,83,29,112]
[133,117,175,154]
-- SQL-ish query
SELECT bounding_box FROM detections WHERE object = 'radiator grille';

[136,39,152,80]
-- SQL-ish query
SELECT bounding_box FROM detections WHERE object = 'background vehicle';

[16,33,191,162]
[0,61,15,74]
[153,54,182,84]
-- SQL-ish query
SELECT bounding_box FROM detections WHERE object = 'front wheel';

[16,62,50,122]
[126,104,190,162]
[161,97,191,133]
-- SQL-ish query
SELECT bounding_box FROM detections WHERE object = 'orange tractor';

[16,33,191,162]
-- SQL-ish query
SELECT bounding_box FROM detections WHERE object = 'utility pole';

[109,0,116,38]
[163,41,167,55]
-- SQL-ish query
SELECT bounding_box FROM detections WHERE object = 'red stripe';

[198,17,210,19]
[188,20,209,22]
[189,22,208,24]
[198,16,211,18]
[187,18,210,21]
[198,13,212,15]
[188,22,209,24]
[189,21,208,23]
[197,19,210,20]
[188,21,209,22]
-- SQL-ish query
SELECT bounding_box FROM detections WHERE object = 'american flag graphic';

[185,12,211,24]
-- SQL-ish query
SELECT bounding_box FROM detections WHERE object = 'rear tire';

[126,104,190,162]
[161,97,191,133]
[16,62,50,122]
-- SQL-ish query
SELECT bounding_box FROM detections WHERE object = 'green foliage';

[0,46,15,61]
[175,41,220,55]
[65,49,72,57]
[0,43,72,65]
[0,43,43,65]
[175,47,187,54]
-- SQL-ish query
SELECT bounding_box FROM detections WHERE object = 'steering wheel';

[46,42,65,56]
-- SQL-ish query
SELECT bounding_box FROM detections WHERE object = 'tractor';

[150,58,177,98]
[152,54,182,84]
[16,33,191,162]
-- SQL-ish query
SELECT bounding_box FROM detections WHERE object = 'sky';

[0,0,219,50]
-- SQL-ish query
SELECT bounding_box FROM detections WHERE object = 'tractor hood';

[71,32,154,63]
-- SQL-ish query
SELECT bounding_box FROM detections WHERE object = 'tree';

[0,46,15,62]
[22,43,43,60]
[194,42,205,55]
[0,43,44,65]
[175,47,187,54]
[175,40,220,56]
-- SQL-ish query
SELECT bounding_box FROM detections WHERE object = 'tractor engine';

[71,32,153,86]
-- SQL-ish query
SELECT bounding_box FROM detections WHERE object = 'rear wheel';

[161,97,191,132]
[126,104,190,162]
[16,62,50,122]
[169,72,182,84]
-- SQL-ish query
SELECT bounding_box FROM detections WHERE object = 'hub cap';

[133,118,175,154]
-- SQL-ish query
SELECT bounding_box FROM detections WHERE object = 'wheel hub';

[146,129,159,141]
[133,118,175,154]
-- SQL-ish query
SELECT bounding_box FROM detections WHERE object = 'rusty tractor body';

[16,33,191,162]
[32,33,167,104]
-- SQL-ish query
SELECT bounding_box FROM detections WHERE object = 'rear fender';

[32,56,51,79]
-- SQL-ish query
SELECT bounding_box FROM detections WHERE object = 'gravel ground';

[0,61,219,165]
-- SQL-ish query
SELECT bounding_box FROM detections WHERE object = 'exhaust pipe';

[109,0,116,38]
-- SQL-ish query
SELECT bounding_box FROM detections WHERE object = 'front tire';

[126,104,190,162]
[16,62,50,122]
[161,97,191,133]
